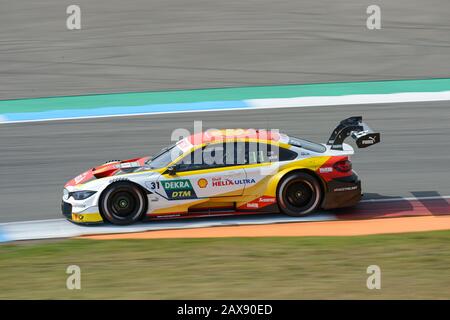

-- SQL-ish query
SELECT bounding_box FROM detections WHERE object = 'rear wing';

[326,116,380,150]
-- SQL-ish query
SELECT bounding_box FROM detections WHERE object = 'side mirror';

[166,166,177,176]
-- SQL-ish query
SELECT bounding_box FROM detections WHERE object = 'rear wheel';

[99,182,147,225]
[277,172,322,217]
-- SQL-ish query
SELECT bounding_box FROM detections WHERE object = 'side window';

[175,148,205,172]
[246,143,297,163]
[247,142,271,163]
[175,142,240,172]
[278,147,298,161]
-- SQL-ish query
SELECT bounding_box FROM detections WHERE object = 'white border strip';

[361,195,450,203]
[246,91,450,109]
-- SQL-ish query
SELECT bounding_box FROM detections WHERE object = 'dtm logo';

[162,179,197,200]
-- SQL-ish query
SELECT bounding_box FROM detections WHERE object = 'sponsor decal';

[258,197,276,203]
[240,196,276,210]
[197,178,208,188]
[109,177,130,183]
[361,137,376,145]
[114,162,140,169]
[72,213,84,221]
[319,167,333,173]
[161,179,197,200]
[74,173,87,184]
[211,177,256,187]
[163,180,191,189]
[333,186,358,192]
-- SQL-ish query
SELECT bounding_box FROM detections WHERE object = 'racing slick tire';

[99,182,147,225]
[277,172,322,217]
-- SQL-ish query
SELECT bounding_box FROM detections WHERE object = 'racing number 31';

[148,181,160,190]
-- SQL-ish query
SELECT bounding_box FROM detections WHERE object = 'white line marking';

[246,91,450,109]
[361,195,450,203]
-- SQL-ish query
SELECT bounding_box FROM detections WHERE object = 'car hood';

[64,156,151,187]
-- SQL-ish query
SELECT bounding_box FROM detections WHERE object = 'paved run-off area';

[1,0,450,227]
[83,216,450,239]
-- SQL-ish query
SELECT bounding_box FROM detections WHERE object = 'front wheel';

[99,182,147,225]
[277,172,322,217]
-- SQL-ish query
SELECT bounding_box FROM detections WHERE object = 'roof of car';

[176,129,290,151]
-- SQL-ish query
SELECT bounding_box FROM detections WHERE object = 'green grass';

[1,231,450,299]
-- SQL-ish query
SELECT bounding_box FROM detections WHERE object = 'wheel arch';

[265,167,327,198]
[278,169,326,197]
[98,180,150,220]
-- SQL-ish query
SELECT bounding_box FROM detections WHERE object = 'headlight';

[70,190,97,200]
[63,188,69,200]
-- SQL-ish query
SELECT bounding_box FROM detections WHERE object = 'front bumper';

[61,201,72,219]
[61,200,103,224]
[321,173,362,210]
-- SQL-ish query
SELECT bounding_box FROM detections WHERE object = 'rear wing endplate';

[326,116,380,150]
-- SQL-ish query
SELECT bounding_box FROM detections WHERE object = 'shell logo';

[197,178,208,188]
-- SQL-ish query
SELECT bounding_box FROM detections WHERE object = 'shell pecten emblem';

[197,178,208,188]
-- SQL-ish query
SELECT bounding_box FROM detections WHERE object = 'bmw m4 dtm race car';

[62,116,380,225]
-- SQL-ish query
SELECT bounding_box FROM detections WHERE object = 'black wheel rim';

[107,189,139,219]
[285,181,313,208]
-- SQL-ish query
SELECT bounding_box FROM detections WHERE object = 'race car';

[62,116,380,225]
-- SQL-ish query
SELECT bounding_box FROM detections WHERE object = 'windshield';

[288,137,326,153]
[147,145,184,169]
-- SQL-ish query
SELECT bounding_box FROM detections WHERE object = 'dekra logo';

[162,180,192,190]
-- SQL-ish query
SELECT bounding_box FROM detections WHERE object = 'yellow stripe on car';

[71,212,103,223]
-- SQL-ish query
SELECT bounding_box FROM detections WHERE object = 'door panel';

[159,167,247,199]
[160,141,248,199]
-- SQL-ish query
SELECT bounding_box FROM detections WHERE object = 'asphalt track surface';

[1,101,450,223]
[1,0,450,223]
[1,0,450,99]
